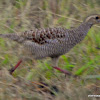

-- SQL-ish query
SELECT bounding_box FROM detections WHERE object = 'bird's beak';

[97,16,100,23]
[98,16,100,19]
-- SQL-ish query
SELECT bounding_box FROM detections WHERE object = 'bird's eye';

[96,16,99,19]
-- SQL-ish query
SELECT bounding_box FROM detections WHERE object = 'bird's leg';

[53,66,72,76]
[9,60,22,75]
[51,57,72,76]
[9,56,33,75]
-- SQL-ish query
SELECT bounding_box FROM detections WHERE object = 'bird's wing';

[20,27,67,45]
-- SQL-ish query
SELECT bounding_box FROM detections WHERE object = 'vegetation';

[0,0,100,100]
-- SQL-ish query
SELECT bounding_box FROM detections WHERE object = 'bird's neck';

[75,21,93,38]
[77,21,93,33]
[66,22,93,45]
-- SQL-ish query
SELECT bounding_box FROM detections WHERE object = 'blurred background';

[0,0,100,100]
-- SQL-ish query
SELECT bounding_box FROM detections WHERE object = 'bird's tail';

[0,33,24,43]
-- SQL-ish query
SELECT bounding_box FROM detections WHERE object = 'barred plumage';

[20,27,66,44]
[0,14,100,75]
[21,23,91,59]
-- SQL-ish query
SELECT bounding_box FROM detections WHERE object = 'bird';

[0,14,100,75]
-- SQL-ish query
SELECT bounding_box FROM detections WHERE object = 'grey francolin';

[0,14,100,75]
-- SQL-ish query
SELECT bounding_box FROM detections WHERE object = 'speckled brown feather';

[21,28,66,44]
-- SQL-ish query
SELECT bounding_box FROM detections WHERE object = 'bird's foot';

[53,66,72,76]
[9,60,22,75]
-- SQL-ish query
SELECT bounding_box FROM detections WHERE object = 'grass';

[0,0,100,100]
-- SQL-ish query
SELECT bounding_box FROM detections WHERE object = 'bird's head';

[84,14,100,25]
